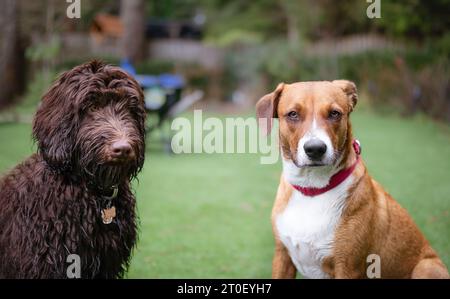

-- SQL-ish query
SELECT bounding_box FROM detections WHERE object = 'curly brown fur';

[0,61,146,278]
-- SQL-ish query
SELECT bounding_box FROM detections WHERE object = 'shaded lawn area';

[0,110,449,278]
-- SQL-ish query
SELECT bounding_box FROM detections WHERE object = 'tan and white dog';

[256,80,449,279]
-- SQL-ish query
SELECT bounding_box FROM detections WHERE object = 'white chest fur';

[275,175,353,278]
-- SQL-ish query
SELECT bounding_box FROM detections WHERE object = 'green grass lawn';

[0,110,449,278]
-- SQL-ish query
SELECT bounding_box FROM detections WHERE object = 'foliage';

[146,0,200,19]
[134,59,175,74]
[201,0,284,46]
[25,36,61,63]
[374,0,450,40]
[12,70,58,116]
[224,41,449,121]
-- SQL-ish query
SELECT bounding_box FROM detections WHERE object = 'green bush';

[13,70,59,115]
[134,60,175,74]
[224,40,449,122]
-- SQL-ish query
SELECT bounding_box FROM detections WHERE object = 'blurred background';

[0,0,449,278]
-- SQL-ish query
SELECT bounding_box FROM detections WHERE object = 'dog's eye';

[286,111,299,121]
[328,110,342,120]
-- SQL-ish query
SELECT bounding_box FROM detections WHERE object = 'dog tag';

[101,206,116,224]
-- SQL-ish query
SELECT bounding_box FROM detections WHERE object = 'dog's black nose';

[111,140,132,159]
[304,139,327,160]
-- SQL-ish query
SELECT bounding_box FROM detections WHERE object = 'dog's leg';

[272,241,296,279]
[411,258,450,279]
[270,176,296,279]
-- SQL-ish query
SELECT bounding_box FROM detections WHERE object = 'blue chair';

[120,59,185,131]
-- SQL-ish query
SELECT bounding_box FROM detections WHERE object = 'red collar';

[292,140,361,197]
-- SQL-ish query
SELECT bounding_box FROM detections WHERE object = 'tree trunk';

[120,0,146,64]
[278,0,300,48]
[0,0,23,109]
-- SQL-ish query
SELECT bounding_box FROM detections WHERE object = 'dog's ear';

[332,80,358,112]
[256,83,284,134]
[32,67,88,171]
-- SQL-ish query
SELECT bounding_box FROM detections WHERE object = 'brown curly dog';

[0,61,146,278]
